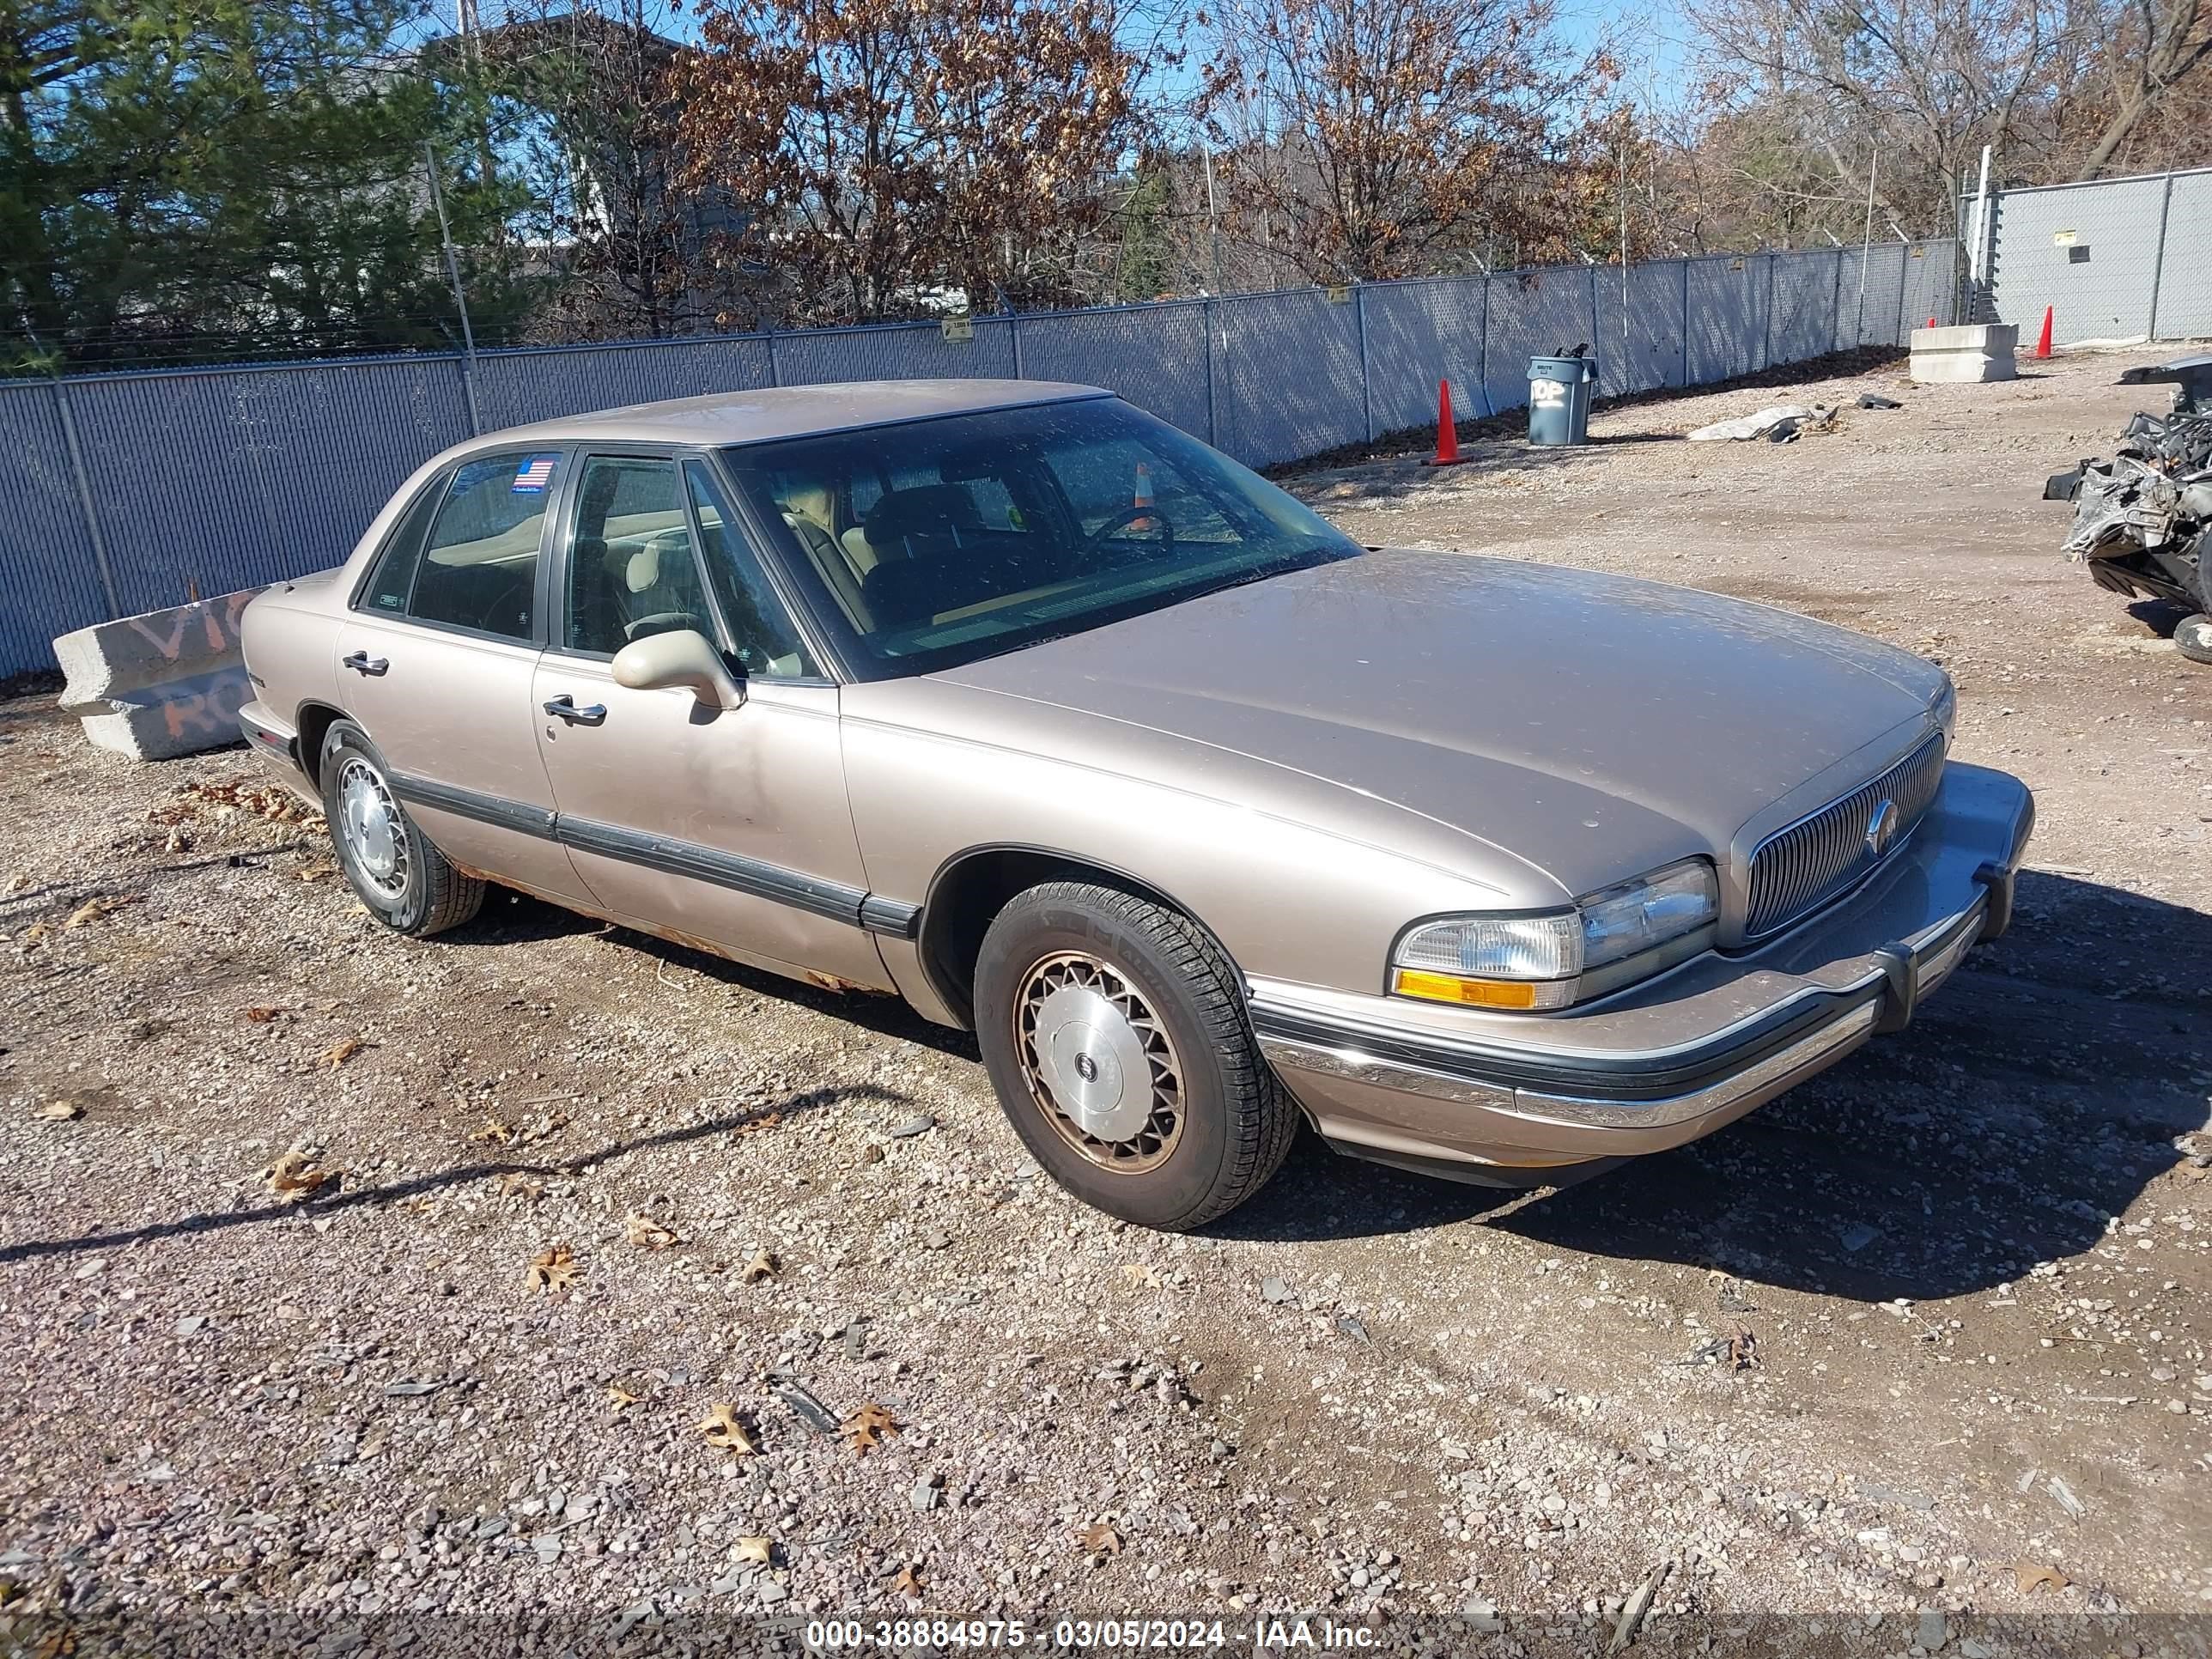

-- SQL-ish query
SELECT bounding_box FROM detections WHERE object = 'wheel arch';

[917,844,1229,1030]
[293,701,349,791]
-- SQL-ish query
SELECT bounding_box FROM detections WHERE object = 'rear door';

[528,449,892,988]
[333,447,595,905]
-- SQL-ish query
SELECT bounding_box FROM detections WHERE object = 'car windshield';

[717,397,1363,678]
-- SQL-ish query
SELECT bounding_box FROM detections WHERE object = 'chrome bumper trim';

[1254,889,1994,1133]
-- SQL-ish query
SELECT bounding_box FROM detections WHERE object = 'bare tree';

[1686,0,2059,234]
[672,0,1164,325]
[1196,0,1610,283]
[2068,0,2212,177]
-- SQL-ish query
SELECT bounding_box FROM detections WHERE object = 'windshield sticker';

[512,454,558,494]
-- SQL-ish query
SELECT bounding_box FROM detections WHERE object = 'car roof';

[468,378,1112,453]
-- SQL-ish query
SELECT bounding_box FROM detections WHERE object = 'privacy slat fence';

[1,240,1954,678]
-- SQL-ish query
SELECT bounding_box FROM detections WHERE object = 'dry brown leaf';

[526,1243,580,1292]
[698,1402,759,1457]
[36,1101,82,1122]
[2012,1562,2071,1595]
[20,921,50,945]
[241,1006,286,1024]
[323,1036,364,1071]
[490,1173,544,1202]
[741,1249,778,1283]
[606,1383,641,1411]
[1121,1262,1163,1289]
[469,1119,514,1146]
[295,864,339,883]
[64,894,139,930]
[623,1212,681,1250]
[890,1563,924,1597]
[731,1535,773,1567]
[2,874,27,896]
[264,1151,331,1202]
[1079,1521,1123,1556]
[841,1401,901,1455]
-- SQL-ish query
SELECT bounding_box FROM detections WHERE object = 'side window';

[565,456,710,655]
[407,451,562,641]
[357,479,444,615]
[684,460,818,679]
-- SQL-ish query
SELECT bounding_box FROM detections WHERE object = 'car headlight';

[1391,859,1719,1011]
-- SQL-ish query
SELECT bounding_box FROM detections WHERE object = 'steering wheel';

[1082,503,1177,560]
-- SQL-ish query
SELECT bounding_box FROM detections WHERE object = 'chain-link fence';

[0,240,1954,678]
[1977,167,2212,345]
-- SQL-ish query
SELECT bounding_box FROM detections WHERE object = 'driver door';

[529,451,892,989]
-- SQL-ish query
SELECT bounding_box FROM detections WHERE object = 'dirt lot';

[1,349,2208,1654]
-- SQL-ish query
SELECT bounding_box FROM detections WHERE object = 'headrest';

[862,484,982,554]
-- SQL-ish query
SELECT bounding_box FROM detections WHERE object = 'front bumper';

[1251,763,2034,1184]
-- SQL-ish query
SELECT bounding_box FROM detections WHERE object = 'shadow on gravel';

[1217,872,2210,1303]
[446,891,983,1058]
[0,1083,910,1267]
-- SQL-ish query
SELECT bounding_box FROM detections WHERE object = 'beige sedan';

[240,380,2033,1229]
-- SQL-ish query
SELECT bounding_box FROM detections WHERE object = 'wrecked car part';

[2052,357,2212,617]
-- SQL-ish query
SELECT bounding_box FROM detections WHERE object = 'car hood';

[927,549,1945,900]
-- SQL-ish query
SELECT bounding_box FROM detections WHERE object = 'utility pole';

[427,143,483,435]
[1854,146,1878,345]
[1200,137,1224,295]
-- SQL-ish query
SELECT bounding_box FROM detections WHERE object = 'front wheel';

[319,720,484,936]
[972,881,1297,1230]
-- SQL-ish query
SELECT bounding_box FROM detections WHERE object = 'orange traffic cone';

[2034,305,2054,359]
[1131,462,1155,530]
[1424,380,1462,466]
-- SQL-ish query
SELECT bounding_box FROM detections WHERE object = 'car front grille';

[1744,733,1948,939]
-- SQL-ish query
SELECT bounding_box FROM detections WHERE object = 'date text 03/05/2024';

[802,1617,1380,1650]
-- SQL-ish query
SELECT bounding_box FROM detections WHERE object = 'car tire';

[972,880,1297,1231]
[319,720,485,936]
[2175,612,2212,665]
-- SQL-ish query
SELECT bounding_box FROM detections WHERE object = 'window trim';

[347,468,448,617]
[546,447,714,665]
[680,447,840,686]
[349,446,570,650]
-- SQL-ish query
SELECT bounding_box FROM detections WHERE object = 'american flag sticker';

[511,454,557,494]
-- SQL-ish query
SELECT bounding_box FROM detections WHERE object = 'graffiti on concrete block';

[153,665,253,742]
[124,590,256,665]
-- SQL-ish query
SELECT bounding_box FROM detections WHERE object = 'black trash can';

[1528,354,1597,446]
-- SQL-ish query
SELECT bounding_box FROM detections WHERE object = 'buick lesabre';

[238,380,2034,1229]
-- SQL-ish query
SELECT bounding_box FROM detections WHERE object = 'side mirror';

[611,629,744,710]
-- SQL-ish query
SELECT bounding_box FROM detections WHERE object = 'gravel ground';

[2,348,2209,1656]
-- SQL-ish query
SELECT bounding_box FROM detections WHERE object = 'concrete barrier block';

[54,588,264,762]
[1910,323,2019,384]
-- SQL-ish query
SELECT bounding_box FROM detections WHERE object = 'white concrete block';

[1910,324,2019,384]
[53,589,264,762]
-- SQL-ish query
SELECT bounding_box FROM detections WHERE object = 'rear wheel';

[2177,613,2212,665]
[319,720,484,936]
[972,881,1297,1230]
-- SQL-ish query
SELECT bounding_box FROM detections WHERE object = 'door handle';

[542,695,608,726]
[342,651,389,677]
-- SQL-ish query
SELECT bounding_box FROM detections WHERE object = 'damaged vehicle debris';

[2045,355,2212,664]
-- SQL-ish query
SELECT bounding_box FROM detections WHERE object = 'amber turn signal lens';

[1391,968,1541,1009]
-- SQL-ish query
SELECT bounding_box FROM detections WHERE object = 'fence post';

[51,376,123,619]
[766,322,781,388]
[1355,285,1373,443]
[1011,311,1026,382]
[1679,259,1691,386]
[2148,173,2175,341]
[1830,249,1845,355]
[1202,298,1219,448]
[1762,255,1777,369]
[1894,245,1911,346]
[1476,275,1492,416]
